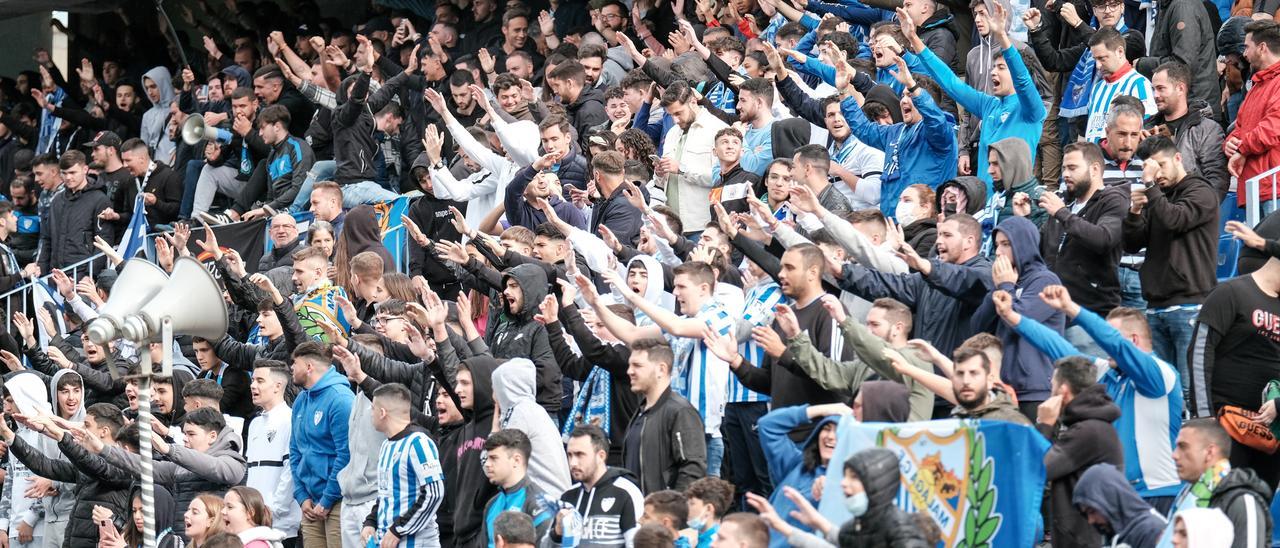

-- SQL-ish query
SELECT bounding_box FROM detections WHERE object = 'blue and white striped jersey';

[376,426,446,548]
[1085,65,1157,142]
[668,301,735,437]
[728,283,783,404]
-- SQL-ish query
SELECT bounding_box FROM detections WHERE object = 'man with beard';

[949,346,1027,423]
[546,61,607,149]
[1147,62,1229,200]
[1125,135,1218,407]
[446,72,485,131]
[1099,103,1148,310]
[1038,142,1128,356]
[735,78,779,177]
[657,81,727,237]
[548,425,644,546]
[461,0,502,52]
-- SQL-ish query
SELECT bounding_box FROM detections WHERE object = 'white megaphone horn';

[181,114,234,146]
[85,259,170,346]
[120,257,229,348]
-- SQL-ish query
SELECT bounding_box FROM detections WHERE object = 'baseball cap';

[84,130,122,149]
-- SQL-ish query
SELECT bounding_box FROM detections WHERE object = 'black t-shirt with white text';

[1199,275,1280,410]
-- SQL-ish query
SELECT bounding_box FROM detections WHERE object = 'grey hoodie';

[338,388,387,505]
[493,358,571,497]
[140,66,175,160]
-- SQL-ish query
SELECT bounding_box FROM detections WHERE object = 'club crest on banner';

[819,418,1048,548]
[878,427,1002,548]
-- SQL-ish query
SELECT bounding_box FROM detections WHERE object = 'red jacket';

[1229,61,1280,205]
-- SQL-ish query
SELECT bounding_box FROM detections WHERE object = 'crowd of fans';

[0,0,1277,546]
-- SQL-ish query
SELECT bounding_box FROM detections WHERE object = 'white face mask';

[895,201,919,225]
[845,492,869,517]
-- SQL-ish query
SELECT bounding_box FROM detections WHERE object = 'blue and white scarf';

[36,87,66,154]
[1061,21,1128,117]
[561,366,612,440]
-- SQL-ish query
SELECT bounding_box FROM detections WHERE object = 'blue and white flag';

[31,279,66,348]
[116,193,148,260]
[818,418,1051,548]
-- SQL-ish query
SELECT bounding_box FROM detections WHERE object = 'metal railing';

[1244,165,1280,227]
[0,250,106,322]
[0,220,414,323]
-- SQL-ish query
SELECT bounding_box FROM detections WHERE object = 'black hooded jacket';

[486,263,561,414]
[406,153,465,300]
[935,176,988,217]
[836,448,931,548]
[8,431,133,548]
[453,356,501,548]
[1122,172,1219,308]
[128,483,182,548]
[1039,384,1124,548]
[920,7,961,71]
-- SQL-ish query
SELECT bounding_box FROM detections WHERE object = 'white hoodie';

[0,373,53,543]
[237,525,287,548]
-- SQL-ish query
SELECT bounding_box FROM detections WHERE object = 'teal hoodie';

[289,366,355,509]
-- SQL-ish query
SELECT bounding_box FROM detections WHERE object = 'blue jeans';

[289,160,337,212]
[1263,198,1278,218]
[1146,305,1200,399]
[705,435,724,477]
[338,181,400,208]
[180,159,204,219]
[1118,266,1147,311]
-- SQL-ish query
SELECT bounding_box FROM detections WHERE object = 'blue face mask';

[688,510,708,531]
[845,492,869,517]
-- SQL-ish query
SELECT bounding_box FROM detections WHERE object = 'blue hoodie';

[917,46,1045,193]
[970,217,1065,402]
[290,366,355,509]
[758,406,840,548]
[841,92,957,218]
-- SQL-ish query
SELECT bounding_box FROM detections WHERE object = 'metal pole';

[136,352,158,548]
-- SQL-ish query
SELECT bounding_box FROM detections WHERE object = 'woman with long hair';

[184,494,226,548]
[333,204,393,290]
[100,485,182,548]
[222,487,285,548]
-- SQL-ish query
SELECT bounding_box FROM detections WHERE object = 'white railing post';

[1243,165,1280,227]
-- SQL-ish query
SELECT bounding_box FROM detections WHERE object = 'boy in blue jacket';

[288,341,355,548]
[901,3,1045,192]
[840,56,957,217]
[991,284,1183,511]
